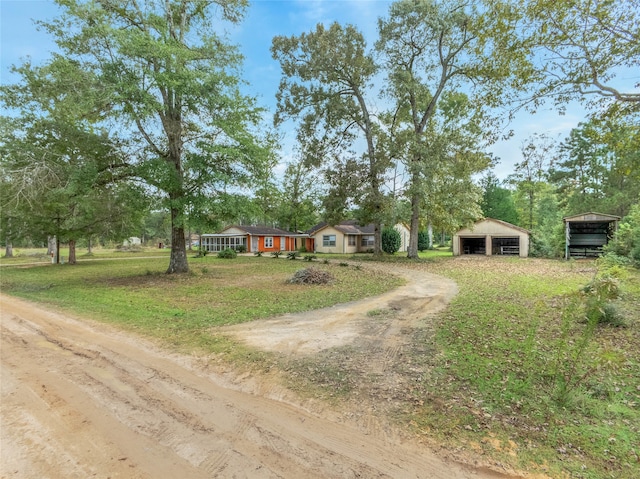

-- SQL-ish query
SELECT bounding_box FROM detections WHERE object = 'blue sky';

[1,0,589,181]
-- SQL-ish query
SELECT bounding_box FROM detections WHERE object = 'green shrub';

[287,251,299,260]
[604,203,640,266]
[253,250,263,257]
[217,248,237,259]
[235,245,247,253]
[582,275,625,326]
[194,248,208,258]
[270,251,282,258]
[303,254,317,262]
[417,230,430,251]
[381,227,401,254]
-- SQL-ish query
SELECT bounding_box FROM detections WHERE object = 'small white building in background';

[123,237,142,246]
[453,218,530,258]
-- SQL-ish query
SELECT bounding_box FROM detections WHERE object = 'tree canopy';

[272,22,389,255]
[517,0,640,117]
[2,0,274,272]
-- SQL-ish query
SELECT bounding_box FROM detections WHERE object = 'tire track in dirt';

[1,266,519,479]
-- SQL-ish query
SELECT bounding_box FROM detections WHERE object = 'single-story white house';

[452,218,530,258]
[307,220,410,254]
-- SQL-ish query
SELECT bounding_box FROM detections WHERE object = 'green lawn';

[0,246,171,265]
[0,254,403,349]
[415,257,640,479]
[1,251,638,478]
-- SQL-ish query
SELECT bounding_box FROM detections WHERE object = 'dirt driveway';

[1,263,520,479]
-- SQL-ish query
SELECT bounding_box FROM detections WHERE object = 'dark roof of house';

[307,219,375,236]
[221,225,298,236]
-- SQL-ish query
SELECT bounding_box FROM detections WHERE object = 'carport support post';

[486,235,492,256]
[565,221,570,260]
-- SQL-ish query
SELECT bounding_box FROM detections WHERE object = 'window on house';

[348,235,356,246]
[323,235,336,247]
[361,235,374,247]
[264,237,273,248]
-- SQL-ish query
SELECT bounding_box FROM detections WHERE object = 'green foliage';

[235,245,247,253]
[376,0,527,257]
[520,0,640,118]
[424,258,639,477]
[381,227,401,254]
[303,254,316,262]
[507,134,555,230]
[417,230,430,252]
[253,250,263,257]
[275,161,320,233]
[550,119,640,217]
[582,275,624,326]
[4,0,275,274]
[286,251,299,260]
[270,251,282,258]
[480,172,519,225]
[217,248,237,259]
[604,203,640,266]
[271,22,391,256]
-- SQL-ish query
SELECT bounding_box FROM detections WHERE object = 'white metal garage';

[453,218,531,258]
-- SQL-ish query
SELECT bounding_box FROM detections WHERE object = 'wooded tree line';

[1,0,638,271]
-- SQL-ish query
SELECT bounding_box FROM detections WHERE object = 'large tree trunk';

[373,221,383,257]
[407,190,420,259]
[68,239,77,264]
[4,239,13,258]
[166,205,189,274]
[87,236,93,254]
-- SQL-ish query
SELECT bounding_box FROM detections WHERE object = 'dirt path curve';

[222,263,458,355]
[1,265,514,479]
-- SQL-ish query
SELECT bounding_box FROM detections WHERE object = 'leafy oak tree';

[271,23,391,256]
[376,0,528,258]
[20,0,273,273]
[518,0,640,117]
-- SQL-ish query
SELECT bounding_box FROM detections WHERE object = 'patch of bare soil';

[222,263,457,355]
[1,262,525,479]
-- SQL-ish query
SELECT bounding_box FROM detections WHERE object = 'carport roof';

[563,212,621,223]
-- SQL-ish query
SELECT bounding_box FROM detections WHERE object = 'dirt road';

[1,264,516,479]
